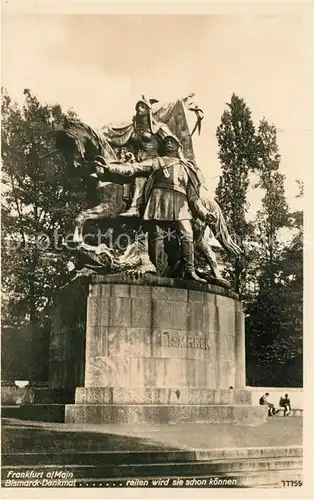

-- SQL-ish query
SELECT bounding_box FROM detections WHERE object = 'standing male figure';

[96,135,211,282]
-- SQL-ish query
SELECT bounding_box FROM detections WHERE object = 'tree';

[270,181,303,385]
[1,88,84,332]
[245,211,303,387]
[254,118,289,265]
[245,119,302,387]
[215,93,258,294]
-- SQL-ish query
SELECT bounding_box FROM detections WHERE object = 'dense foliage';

[215,96,303,386]
[1,88,84,331]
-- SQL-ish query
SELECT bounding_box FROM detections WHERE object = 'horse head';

[55,118,117,175]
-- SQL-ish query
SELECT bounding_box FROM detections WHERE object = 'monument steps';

[65,404,267,425]
[73,387,253,406]
[2,403,304,424]
[1,457,303,476]
[2,417,302,488]
[2,446,303,467]
[2,402,268,425]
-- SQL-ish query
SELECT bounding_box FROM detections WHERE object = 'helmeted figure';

[104,96,177,217]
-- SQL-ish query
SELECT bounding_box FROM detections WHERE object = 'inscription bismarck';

[157,332,210,350]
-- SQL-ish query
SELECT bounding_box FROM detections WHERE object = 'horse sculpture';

[55,117,121,244]
[55,117,242,286]
[55,118,158,276]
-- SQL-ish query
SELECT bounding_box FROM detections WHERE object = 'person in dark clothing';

[259,392,276,416]
[279,394,291,416]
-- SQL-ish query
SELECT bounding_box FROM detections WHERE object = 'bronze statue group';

[56,95,242,286]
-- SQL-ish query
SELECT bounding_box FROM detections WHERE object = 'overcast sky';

[2,13,311,214]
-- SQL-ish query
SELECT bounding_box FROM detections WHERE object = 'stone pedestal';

[50,276,267,424]
[84,278,244,389]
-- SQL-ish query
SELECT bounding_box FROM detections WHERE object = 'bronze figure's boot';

[185,269,207,283]
[120,177,146,217]
[120,206,141,217]
[179,221,207,283]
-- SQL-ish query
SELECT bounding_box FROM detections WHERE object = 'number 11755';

[281,480,302,487]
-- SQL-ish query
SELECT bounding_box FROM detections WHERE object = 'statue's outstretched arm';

[94,156,153,179]
[104,160,153,179]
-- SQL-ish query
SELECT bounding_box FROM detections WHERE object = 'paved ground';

[2,416,302,453]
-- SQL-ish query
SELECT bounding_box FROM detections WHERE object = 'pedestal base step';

[65,404,267,425]
[3,446,303,467]
[2,457,302,477]
[75,387,253,405]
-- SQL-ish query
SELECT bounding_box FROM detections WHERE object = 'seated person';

[259,392,276,416]
[279,394,291,416]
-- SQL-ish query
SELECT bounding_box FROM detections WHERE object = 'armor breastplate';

[152,158,188,195]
